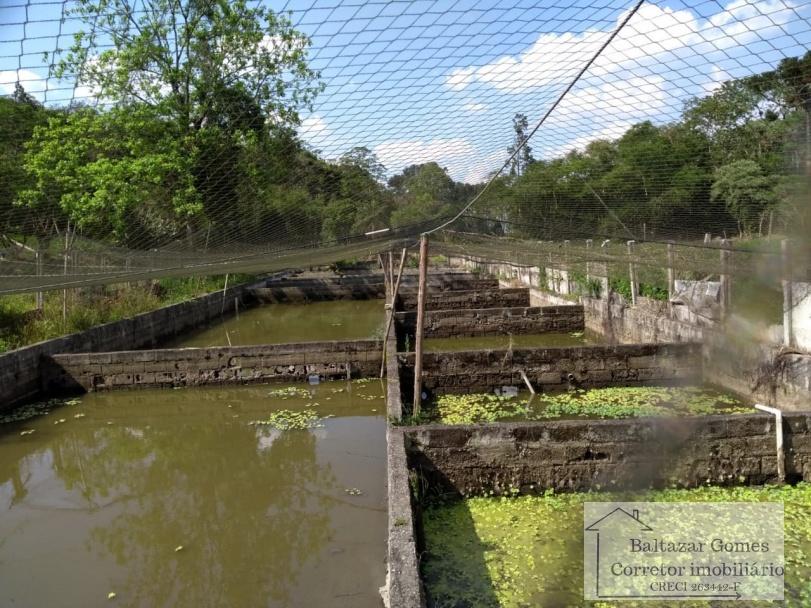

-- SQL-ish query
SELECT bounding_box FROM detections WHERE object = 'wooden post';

[666,242,675,316]
[221,273,230,314]
[412,234,429,417]
[719,240,730,320]
[626,240,637,306]
[782,239,794,347]
[388,251,394,296]
[35,249,43,311]
[380,248,408,378]
[585,239,593,285]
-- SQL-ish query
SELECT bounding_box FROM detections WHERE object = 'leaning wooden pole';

[412,234,429,417]
[380,248,408,377]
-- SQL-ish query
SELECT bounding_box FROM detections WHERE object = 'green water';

[166,300,384,347]
[0,380,387,608]
[425,386,749,425]
[423,485,811,607]
[423,330,600,353]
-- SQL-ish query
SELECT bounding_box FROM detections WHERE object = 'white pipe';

[365,227,391,236]
[754,404,785,483]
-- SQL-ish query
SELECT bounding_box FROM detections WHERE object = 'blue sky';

[1,0,810,183]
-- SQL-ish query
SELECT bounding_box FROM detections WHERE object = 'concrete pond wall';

[0,276,272,410]
[397,287,530,311]
[44,339,384,392]
[385,411,811,607]
[398,342,701,398]
[395,304,584,340]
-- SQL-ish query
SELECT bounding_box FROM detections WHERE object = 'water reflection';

[166,299,384,347]
[0,381,387,607]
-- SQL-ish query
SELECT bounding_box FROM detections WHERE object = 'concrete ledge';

[385,428,426,608]
[396,304,584,338]
[44,339,383,392]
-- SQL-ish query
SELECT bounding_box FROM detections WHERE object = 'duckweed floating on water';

[248,409,323,430]
[423,483,811,608]
[426,387,749,425]
[267,387,311,399]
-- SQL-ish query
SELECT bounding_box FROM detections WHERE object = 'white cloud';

[0,69,46,97]
[444,0,795,93]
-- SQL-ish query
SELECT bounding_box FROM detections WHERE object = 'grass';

[0,274,256,353]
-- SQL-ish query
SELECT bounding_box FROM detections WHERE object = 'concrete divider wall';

[396,305,584,339]
[0,277,272,410]
[404,413,811,496]
[397,287,530,311]
[44,340,383,392]
[400,343,700,396]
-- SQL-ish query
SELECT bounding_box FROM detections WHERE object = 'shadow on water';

[414,464,500,608]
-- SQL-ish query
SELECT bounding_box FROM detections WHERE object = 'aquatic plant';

[533,387,748,420]
[248,409,323,430]
[0,396,81,424]
[425,387,749,425]
[267,387,311,399]
[423,483,811,607]
[432,393,526,425]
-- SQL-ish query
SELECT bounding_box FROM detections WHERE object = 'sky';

[1,0,810,183]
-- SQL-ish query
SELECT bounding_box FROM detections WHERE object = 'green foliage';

[711,160,777,234]
[431,394,526,425]
[423,483,811,607]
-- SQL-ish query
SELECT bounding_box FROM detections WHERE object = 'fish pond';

[0,379,387,608]
[166,299,384,347]
[423,330,600,353]
[421,386,750,425]
[422,484,811,607]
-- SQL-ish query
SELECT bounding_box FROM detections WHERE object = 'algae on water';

[428,386,748,425]
[423,484,811,608]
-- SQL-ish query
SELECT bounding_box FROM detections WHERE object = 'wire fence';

[0,0,809,294]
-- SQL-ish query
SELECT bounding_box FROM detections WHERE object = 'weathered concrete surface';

[251,275,387,302]
[404,413,811,496]
[401,343,701,396]
[396,305,584,339]
[397,287,530,312]
[44,340,382,392]
[0,277,270,410]
[385,429,426,608]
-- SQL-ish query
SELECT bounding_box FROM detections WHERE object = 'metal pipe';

[754,403,785,483]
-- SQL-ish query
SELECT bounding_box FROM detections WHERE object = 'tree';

[507,113,534,176]
[53,0,322,132]
[711,160,776,235]
[388,163,456,227]
[19,106,200,243]
[21,0,323,246]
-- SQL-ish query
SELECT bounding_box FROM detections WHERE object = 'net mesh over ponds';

[0,0,809,293]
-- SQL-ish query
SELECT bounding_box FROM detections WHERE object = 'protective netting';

[0,0,809,293]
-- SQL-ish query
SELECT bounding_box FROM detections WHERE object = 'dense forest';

[0,0,808,254]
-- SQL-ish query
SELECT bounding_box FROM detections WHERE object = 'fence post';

[35,249,43,311]
[585,239,593,286]
[719,239,730,320]
[412,234,429,417]
[667,242,675,316]
[627,240,637,306]
[782,239,794,347]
